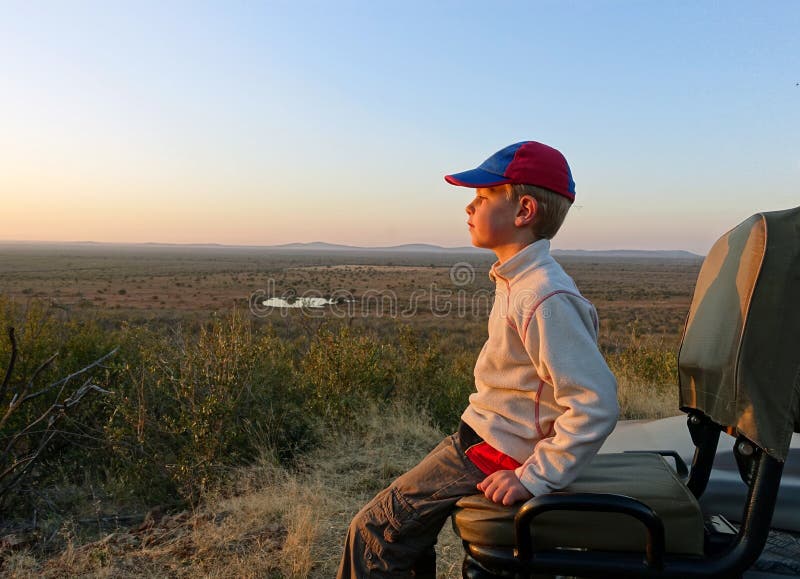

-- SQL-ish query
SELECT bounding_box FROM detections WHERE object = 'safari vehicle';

[450,207,800,578]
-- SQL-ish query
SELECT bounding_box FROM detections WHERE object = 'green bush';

[597,323,680,419]
[105,311,312,502]
[391,325,473,432]
[298,323,474,434]
[300,325,392,426]
[608,343,677,388]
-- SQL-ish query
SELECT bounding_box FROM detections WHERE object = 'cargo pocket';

[359,487,425,573]
[382,486,423,543]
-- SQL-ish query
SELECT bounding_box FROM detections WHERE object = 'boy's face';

[465,185,520,251]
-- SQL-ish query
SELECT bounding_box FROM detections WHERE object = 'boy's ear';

[515,195,538,226]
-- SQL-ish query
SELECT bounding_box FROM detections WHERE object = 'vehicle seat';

[453,452,704,555]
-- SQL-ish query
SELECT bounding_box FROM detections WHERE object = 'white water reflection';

[262,297,345,309]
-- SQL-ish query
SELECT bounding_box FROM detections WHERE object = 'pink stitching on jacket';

[534,379,546,438]
[519,291,595,441]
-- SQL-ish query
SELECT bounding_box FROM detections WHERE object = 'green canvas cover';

[678,206,800,461]
[452,453,704,555]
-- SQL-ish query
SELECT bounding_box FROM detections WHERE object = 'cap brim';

[444,168,511,188]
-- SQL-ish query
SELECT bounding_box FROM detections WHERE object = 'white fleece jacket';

[461,239,619,496]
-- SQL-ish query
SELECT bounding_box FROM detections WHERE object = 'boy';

[338,141,619,578]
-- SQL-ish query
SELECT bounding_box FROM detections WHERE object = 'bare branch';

[3,402,60,456]
[61,382,112,409]
[0,427,106,444]
[0,454,34,481]
[0,336,117,508]
[0,430,57,503]
[0,327,17,404]
[0,351,63,432]
[18,351,60,402]
[19,346,118,406]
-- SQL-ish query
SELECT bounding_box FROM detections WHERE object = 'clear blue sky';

[1,1,797,254]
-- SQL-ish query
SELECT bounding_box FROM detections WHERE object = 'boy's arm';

[515,293,619,497]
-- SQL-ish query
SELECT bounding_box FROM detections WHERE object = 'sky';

[1,1,798,254]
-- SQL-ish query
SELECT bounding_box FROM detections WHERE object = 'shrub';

[105,311,311,502]
[0,298,117,514]
[300,325,392,426]
[605,325,678,387]
[391,325,473,432]
[604,323,680,419]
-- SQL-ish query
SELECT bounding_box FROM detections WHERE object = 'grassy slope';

[5,404,466,578]
[5,370,679,579]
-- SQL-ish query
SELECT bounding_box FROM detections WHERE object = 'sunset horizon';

[2,2,797,257]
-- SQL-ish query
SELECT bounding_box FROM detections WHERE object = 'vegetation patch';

[0,248,697,577]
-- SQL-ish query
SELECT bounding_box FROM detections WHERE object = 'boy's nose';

[465,203,474,215]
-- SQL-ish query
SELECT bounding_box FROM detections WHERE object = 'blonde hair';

[505,183,572,240]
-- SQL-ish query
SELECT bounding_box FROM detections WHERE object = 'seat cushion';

[452,452,704,555]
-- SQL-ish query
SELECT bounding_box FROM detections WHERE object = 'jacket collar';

[489,239,551,283]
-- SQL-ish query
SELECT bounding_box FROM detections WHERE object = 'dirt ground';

[0,243,702,347]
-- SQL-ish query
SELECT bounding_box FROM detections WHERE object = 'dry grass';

[0,365,680,578]
[3,404,467,578]
[617,378,679,420]
[1,381,679,578]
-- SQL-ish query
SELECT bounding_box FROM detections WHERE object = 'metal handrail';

[514,492,666,569]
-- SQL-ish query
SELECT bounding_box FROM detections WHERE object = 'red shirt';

[465,441,522,475]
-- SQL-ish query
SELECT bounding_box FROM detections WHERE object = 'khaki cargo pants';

[337,432,486,578]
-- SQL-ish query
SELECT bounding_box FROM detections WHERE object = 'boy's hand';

[477,470,533,505]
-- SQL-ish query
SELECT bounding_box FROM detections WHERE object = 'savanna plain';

[0,243,702,577]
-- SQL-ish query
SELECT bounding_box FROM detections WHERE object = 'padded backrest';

[678,206,800,460]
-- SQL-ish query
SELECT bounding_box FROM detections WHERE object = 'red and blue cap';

[444,141,576,202]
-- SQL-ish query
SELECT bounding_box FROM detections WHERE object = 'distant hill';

[552,249,701,260]
[0,240,703,259]
[269,242,701,259]
[272,241,483,253]
[273,242,357,251]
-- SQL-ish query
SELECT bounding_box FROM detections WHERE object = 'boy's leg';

[337,432,485,579]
